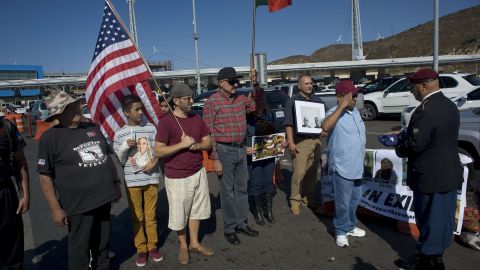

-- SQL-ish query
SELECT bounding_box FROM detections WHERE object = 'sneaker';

[335,235,349,247]
[148,249,164,262]
[135,252,148,267]
[290,201,301,215]
[347,227,366,237]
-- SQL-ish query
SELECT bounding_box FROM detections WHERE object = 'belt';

[217,141,245,148]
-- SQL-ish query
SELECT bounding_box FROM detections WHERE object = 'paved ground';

[20,117,479,270]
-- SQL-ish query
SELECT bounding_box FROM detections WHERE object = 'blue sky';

[1,0,478,73]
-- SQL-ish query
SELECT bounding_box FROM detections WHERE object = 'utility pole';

[352,0,365,60]
[127,0,138,46]
[192,0,201,94]
[433,0,439,71]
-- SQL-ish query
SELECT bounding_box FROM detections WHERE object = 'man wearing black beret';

[395,68,463,270]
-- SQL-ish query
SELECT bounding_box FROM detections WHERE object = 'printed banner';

[252,133,286,161]
[321,149,469,235]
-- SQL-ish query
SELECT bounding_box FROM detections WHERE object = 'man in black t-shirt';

[284,74,325,214]
[37,91,122,270]
[0,116,30,270]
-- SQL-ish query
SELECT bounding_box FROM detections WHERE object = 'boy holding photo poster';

[113,95,163,267]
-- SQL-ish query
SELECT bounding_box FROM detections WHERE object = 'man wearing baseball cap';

[203,67,258,245]
[321,80,366,247]
[396,68,463,269]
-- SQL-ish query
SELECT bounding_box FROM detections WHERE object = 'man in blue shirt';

[321,80,366,247]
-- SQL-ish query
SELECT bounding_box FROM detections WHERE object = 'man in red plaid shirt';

[203,67,259,245]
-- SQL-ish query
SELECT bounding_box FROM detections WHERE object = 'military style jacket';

[396,92,463,193]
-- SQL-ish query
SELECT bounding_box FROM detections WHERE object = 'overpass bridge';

[0,54,479,89]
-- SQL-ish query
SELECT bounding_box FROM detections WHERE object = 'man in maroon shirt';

[155,84,214,265]
[203,67,258,245]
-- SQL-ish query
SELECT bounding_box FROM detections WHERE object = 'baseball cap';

[335,80,358,96]
[217,67,243,80]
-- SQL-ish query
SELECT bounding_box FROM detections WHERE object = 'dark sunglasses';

[342,93,358,98]
[224,78,239,86]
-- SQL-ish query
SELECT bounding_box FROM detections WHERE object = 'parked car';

[191,88,253,117]
[7,104,27,115]
[28,101,49,123]
[401,86,480,128]
[358,77,401,95]
[458,108,480,186]
[362,73,480,121]
[263,89,289,132]
[272,82,326,96]
[459,108,480,165]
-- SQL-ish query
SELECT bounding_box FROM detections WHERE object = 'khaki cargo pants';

[290,137,322,204]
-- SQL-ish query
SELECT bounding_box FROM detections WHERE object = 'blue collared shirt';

[324,106,366,180]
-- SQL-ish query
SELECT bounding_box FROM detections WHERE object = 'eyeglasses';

[223,78,239,86]
[177,96,193,102]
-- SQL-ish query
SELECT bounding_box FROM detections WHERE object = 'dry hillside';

[271,5,480,64]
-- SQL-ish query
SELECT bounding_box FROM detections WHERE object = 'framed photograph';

[129,136,154,173]
[294,100,325,135]
[252,133,286,161]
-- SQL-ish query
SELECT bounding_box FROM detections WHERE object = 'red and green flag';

[256,0,292,12]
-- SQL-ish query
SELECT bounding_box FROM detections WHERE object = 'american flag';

[85,0,162,140]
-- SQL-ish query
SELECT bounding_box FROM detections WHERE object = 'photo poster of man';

[294,100,325,134]
[321,149,468,232]
[129,129,154,173]
[252,133,286,162]
[373,150,402,186]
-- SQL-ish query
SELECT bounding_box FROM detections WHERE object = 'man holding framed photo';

[284,74,326,215]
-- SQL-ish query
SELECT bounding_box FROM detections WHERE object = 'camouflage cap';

[44,90,82,122]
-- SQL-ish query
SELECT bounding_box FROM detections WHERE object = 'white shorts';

[165,167,211,231]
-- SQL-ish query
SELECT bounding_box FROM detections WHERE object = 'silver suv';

[459,108,480,166]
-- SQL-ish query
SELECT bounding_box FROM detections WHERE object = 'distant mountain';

[270,5,480,64]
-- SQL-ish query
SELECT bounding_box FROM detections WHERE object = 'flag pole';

[251,0,257,84]
[106,0,185,133]
[192,0,202,95]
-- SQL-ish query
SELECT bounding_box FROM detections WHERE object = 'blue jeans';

[216,143,249,234]
[332,172,362,236]
[248,158,275,196]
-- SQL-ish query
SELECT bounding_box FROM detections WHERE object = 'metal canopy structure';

[0,54,479,88]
